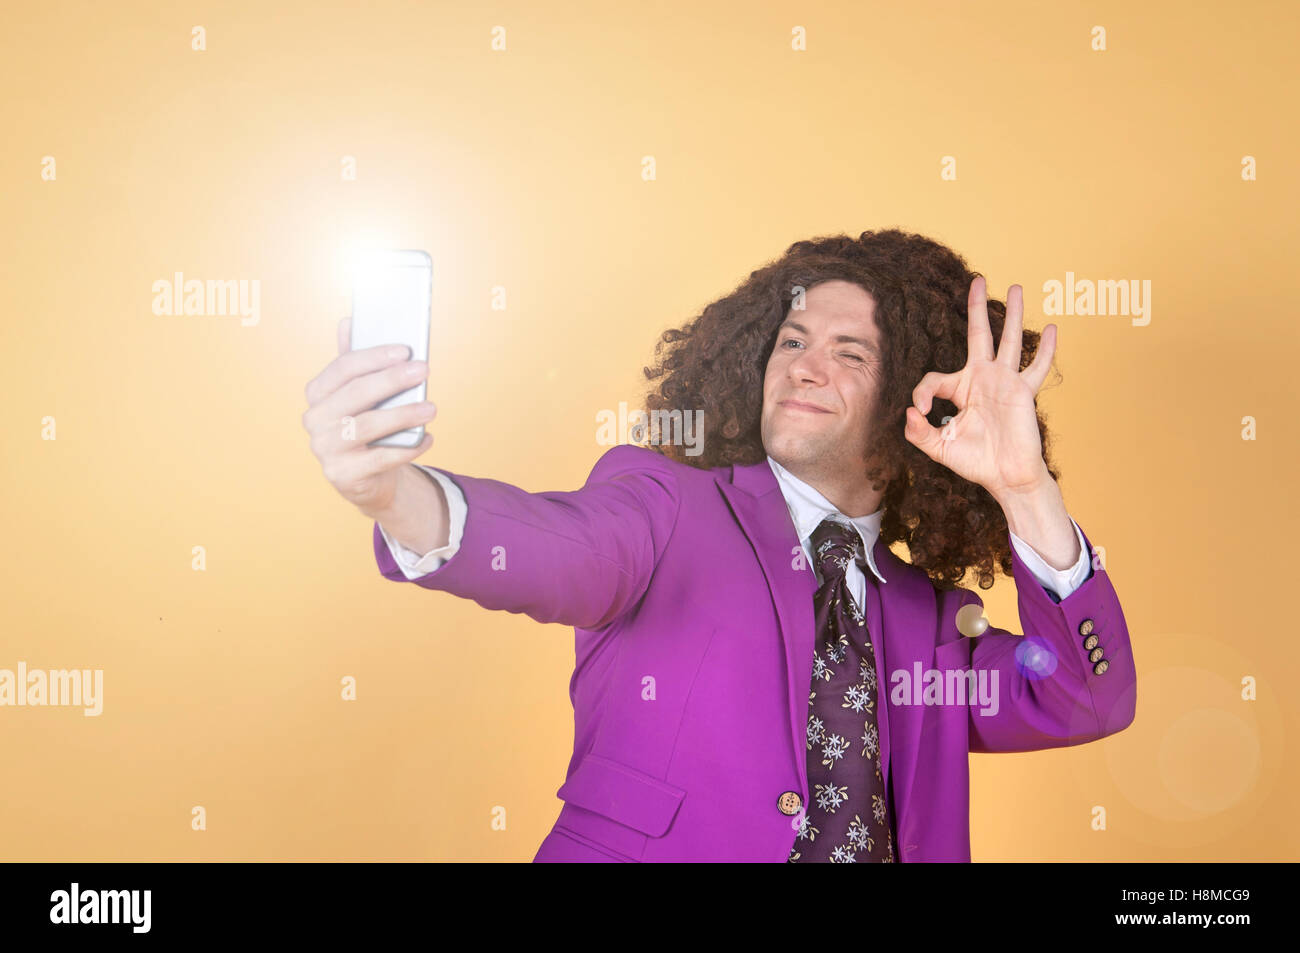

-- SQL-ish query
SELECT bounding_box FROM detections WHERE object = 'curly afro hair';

[641,227,1062,592]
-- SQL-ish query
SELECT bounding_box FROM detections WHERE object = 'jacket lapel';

[716,459,819,806]
[867,537,928,853]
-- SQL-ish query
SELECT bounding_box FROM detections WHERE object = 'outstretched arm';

[371,444,681,631]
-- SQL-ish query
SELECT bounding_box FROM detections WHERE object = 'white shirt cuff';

[1009,516,1091,601]
[378,465,467,580]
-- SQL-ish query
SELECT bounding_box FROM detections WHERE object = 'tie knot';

[810,517,862,582]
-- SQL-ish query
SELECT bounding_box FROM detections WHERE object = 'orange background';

[1,0,1296,860]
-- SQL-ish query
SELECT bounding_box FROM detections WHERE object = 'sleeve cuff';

[1009,516,1091,601]
[376,465,468,579]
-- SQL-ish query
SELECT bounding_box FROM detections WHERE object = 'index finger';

[305,340,411,407]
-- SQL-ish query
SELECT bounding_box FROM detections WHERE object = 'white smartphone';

[349,249,432,448]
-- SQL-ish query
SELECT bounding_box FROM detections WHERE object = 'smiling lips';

[780,399,832,414]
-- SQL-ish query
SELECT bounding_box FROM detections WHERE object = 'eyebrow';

[778,320,880,352]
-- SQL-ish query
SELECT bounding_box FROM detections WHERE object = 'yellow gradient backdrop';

[1,0,1296,860]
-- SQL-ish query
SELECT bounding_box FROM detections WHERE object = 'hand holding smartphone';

[348,249,433,447]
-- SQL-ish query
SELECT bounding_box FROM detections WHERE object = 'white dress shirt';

[378,456,1092,605]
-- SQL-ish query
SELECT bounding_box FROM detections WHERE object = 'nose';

[787,345,828,385]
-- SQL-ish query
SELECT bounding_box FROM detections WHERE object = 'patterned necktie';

[788,517,896,863]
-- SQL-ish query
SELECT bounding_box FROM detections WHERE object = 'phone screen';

[349,249,432,448]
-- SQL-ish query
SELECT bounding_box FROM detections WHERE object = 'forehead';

[780,280,879,335]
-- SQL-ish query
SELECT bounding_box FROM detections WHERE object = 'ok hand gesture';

[903,276,1057,500]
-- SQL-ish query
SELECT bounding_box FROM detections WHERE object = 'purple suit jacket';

[372,444,1137,862]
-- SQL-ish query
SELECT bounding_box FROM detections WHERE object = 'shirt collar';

[766,455,888,584]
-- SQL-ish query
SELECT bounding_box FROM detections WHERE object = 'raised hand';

[902,276,1057,500]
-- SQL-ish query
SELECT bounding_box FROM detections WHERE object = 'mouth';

[779,399,832,414]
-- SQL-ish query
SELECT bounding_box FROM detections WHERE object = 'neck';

[780,459,883,517]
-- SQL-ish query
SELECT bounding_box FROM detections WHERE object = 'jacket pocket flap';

[556,753,687,836]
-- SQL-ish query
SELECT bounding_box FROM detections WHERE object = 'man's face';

[761,280,884,475]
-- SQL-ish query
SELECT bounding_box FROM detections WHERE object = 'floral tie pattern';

[788,518,896,863]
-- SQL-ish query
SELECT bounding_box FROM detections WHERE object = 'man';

[302,229,1136,862]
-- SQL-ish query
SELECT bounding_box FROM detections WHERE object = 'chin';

[769,433,823,461]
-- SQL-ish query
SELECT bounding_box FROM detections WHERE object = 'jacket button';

[1093,659,1109,675]
[1078,619,1095,636]
[1089,647,1105,663]
[1083,633,1099,651]
[777,791,803,816]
